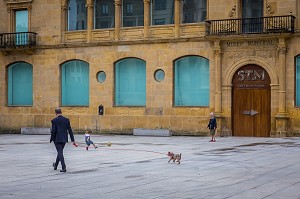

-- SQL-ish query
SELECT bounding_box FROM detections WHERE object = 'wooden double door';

[232,65,271,137]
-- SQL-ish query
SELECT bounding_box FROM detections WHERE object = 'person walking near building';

[50,107,76,172]
[207,112,217,142]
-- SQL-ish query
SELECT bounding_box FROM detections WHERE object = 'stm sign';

[237,70,265,81]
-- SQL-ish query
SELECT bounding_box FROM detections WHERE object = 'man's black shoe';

[60,169,67,172]
[52,163,57,170]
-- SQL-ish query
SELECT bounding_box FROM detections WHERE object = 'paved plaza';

[0,134,300,199]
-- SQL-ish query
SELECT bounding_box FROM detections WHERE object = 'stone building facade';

[0,0,300,137]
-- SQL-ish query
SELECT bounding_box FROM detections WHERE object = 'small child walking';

[85,130,97,150]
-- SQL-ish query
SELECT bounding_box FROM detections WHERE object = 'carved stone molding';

[266,2,276,16]
[4,0,33,11]
[277,47,287,55]
[228,5,236,18]
[114,0,121,6]
[224,49,276,67]
[4,0,33,3]
[214,49,223,58]
[86,3,93,9]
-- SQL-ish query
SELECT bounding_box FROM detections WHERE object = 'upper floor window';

[68,0,87,31]
[242,0,263,33]
[151,0,174,25]
[94,0,115,29]
[7,62,33,106]
[174,56,209,106]
[61,60,89,106]
[182,0,206,23]
[115,58,146,106]
[15,10,29,45]
[155,0,166,10]
[122,0,144,27]
[295,55,300,106]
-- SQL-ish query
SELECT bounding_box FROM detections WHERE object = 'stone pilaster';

[275,37,289,137]
[114,0,121,40]
[143,0,150,38]
[86,0,94,43]
[174,0,181,37]
[213,41,222,114]
[61,0,67,43]
[213,41,223,135]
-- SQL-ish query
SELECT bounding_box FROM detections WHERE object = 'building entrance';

[232,64,271,137]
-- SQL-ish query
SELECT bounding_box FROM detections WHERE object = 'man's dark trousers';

[54,142,66,170]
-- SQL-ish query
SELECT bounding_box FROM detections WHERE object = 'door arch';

[232,64,271,137]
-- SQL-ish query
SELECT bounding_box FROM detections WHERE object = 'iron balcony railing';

[206,15,295,36]
[0,32,37,48]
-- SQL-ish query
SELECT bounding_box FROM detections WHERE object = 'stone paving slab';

[0,134,299,199]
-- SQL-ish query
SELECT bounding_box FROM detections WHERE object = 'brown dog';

[167,152,182,164]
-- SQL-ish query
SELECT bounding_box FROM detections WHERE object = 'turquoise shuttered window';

[296,56,300,106]
[115,58,146,106]
[174,56,209,106]
[15,10,28,45]
[61,60,89,106]
[7,62,33,106]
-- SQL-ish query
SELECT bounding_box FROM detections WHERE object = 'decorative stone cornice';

[3,0,33,4]
[4,0,33,11]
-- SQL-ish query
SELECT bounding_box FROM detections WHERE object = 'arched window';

[174,56,209,106]
[68,0,87,31]
[295,55,300,106]
[115,58,146,106]
[61,60,89,106]
[7,62,33,106]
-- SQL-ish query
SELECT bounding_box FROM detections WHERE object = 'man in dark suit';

[50,107,76,172]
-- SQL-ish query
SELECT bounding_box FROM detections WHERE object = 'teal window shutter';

[296,56,300,106]
[61,60,89,106]
[174,56,209,106]
[115,58,146,106]
[7,62,33,106]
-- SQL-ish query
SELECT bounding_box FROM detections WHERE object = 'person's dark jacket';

[207,117,217,130]
[50,115,75,143]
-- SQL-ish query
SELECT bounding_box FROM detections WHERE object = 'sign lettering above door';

[237,70,265,81]
[226,40,274,47]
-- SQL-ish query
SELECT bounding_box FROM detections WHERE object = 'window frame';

[60,60,90,107]
[6,62,33,107]
[114,57,146,107]
[173,55,210,107]
[295,55,300,107]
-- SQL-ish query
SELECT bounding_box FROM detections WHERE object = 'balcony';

[0,32,37,54]
[205,15,295,36]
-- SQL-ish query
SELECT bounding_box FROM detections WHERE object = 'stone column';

[174,0,181,37]
[86,0,94,43]
[213,41,223,135]
[61,0,67,43]
[114,0,121,40]
[275,37,289,137]
[143,0,150,38]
